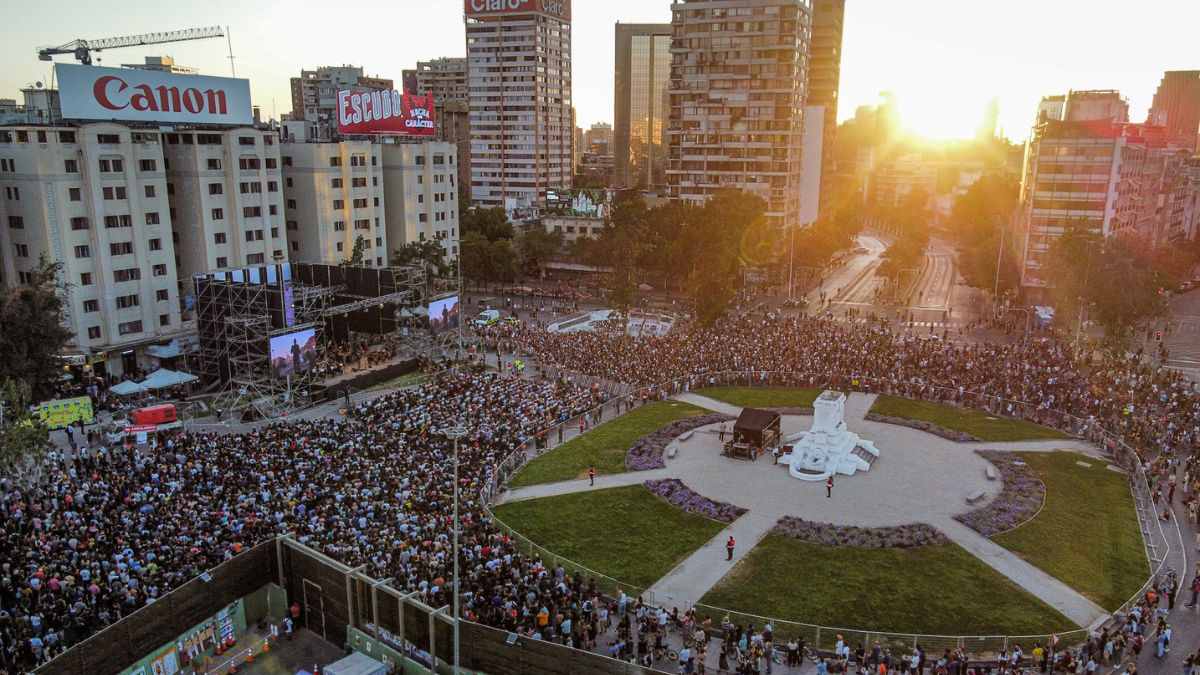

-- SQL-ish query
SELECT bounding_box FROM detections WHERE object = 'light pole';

[442,424,468,674]
[992,216,1005,318]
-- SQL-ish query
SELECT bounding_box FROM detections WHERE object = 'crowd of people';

[5,308,1200,673]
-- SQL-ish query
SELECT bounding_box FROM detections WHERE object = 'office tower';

[614,23,672,188]
[806,0,845,214]
[1149,71,1200,150]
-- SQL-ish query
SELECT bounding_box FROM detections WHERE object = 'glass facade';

[627,35,671,188]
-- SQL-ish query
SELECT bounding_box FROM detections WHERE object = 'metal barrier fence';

[481,366,1178,657]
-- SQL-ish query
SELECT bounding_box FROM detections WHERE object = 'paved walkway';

[647,510,779,610]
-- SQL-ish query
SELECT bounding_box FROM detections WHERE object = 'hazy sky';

[2,1,1197,142]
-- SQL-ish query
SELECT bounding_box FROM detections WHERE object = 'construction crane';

[37,26,226,66]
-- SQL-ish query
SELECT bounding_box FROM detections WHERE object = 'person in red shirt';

[826,475,834,498]
[588,466,596,486]
[726,536,736,561]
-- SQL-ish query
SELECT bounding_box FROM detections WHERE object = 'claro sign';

[464,0,570,20]
[56,64,252,125]
[337,88,437,137]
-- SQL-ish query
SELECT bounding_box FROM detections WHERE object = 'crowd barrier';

[481,366,1177,659]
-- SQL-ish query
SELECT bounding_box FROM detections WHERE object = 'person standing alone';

[726,536,736,561]
[826,475,834,498]
[588,466,596,486]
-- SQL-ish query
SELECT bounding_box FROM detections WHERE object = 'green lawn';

[493,485,726,591]
[508,400,706,487]
[993,452,1147,610]
[696,386,822,409]
[699,535,1076,643]
[869,395,1070,441]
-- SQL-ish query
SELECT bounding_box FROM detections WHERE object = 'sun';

[895,95,991,141]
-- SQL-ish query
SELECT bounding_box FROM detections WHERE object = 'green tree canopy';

[0,255,73,401]
[461,207,514,242]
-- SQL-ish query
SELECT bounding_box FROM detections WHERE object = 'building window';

[267,181,278,192]
[64,159,78,173]
[352,177,366,188]
[329,157,342,167]
[214,232,227,244]
[102,186,127,200]
[83,299,99,313]
[239,136,256,146]
[238,157,261,170]
[333,199,344,210]
[211,208,224,220]
[331,178,343,188]
[207,158,222,170]
[144,184,156,198]
[116,294,139,309]
[208,183,223,195]
[282,156,293,167]
[4,186,18,200]
[7,216,22,229]
[216,256,228,268]
[152,264,167,276]
[286,199,296,209]
[110,242,134,256]
[69,187,81,201]
[98,158,124,173]
[156,289,169,301]
[290,241,299,252]
[268,204,278,216]
[97,133,120,144]
[59,131,76,144]
[353,198,368,208]
[103,215,132,228]
[243,206,262,218]
[336,242,343,252]
[13,243,29,257]
[333,221,346,231]
[286,220,298,231]
[145,212,160,225]
[286,177,293,188]
[113,268,140,282]
[158,314,169,327]
[270,227,279,238]
[74,245,90,258]
[80,272,92,286]
[139,159,157,172]
[148,238,162,251]
[117,320,143,336]
[247,253,265,264]
[416,156,425,166]
[375,237,382,247]
[265,158,277,169]
[86,325,101,340]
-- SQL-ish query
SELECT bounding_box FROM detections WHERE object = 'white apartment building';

[666,0,812,230]
[163,127,287,287]
[380,142,460,261]
[0,123,182,377]
[280,141,389,267]
[465,2,573,210]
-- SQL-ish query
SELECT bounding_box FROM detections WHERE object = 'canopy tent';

[146,340,184,359]
[109,380,146,396]
[323,652,388,675]
[139,368,198,391]
[732,407,782,448]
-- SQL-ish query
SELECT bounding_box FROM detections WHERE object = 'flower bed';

[644,478,747,523]
[625,413,735,471]
[773,515,948,548]
[954,450,1044,536]
[864,412,981,442]
[766,406,814,416]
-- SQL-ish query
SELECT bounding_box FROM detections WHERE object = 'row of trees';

[948,173,1020,295]
[876,188,932,284]
[459,207,564,284]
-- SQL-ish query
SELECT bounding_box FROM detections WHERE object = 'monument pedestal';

[778,391,880,481]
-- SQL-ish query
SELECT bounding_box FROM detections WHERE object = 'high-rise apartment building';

[806,0,845,214]
[381,142,461,261]
[403,58,469,105]
[666,0,811,230]
[465,0,573,210]
[0,124,183,377]
[289,65,394,141]
[163,128,288,287]
[280,141,388,267]
[1149,71,1200,151]
[614,23,672,189]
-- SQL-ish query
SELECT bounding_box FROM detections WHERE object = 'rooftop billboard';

[465,0,570,20]
[337,88,436,136]
[56,63,252,125]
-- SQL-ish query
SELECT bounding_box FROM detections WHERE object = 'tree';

[461,207,514,242]
[517,229,563,276]
[342,235,368,266]
[0,255,73,401]
[950,173,1020,294]
[461,231,519,284]
[0,378,50,485]
[393,240,449,277]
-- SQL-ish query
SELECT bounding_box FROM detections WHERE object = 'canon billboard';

[56,64,252,125]
[337,88,437,136]
[464,0,570,20]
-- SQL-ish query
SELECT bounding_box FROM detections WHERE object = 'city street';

[1165,290,1200,379]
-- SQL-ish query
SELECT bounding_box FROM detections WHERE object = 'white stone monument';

[778,390,880,481]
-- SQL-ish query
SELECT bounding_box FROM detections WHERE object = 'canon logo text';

[92,75,229,116]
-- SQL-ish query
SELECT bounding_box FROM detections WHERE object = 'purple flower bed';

[625,413,735,471]
[766,406,814,416]
[644,478,747,523]
[773,515,948,548]
[864,412,981,442]
[954,450,1044,536]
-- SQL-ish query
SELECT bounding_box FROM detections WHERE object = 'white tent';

[139,368,198,391]
[109,380,146,396]
[323,652,387,675]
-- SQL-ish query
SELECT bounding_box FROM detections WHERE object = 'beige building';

[666,0,811,230]
[543,215,603,243]
[403,58,468,104]
[381,142,460,261]
[280,141,388,267]
[465,2,573,209]
[0,123,182,377]
[163,127,287,286]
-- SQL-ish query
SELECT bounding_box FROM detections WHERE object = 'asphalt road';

[1164,290,1200,379]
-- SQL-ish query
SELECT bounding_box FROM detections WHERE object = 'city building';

[867,153,937,209]
[614,23,671,189]
[465,0,573,211]
[805,0,845,214]
[666,0,812,230]
[280,141,388,267]
[0,123,183,377]
[403,58,468,104]
[439,100,472,202]
[380,141,460,262]
[573,125,584,173]
[289,65,394,142]
[543,214,604,243]
[120,55,198,75]
[1149,71,1200,151]
[1062,89,1129,124]
[584,122,613,154]
[163,127,288,289]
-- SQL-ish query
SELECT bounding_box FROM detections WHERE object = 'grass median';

[993,452,1146,610]
[700,534,1076,637]
[493,484,727,590]
[508,400,706,487]
[695,386,822,409]
[869,395,1070,442]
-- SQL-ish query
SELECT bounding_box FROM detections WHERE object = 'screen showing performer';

[269,327,317,378]
[429,295,460,333]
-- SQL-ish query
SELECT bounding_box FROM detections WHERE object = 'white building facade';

[381,142,460,262]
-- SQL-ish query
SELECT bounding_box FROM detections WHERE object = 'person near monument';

[726,535,736,561]
[826,475,834,498]
[588,465,596,486]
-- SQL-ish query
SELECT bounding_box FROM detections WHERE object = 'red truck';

[130,404,178,426]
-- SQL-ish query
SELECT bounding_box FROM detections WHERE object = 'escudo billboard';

[337,88,437,136]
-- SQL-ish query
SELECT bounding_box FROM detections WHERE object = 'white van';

[474,309,501,328]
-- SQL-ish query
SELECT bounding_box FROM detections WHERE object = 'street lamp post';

[441,424,468,674]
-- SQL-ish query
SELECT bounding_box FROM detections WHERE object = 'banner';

[56,64,252,125]
[465,0,570,20]
[36,396,94,430]
[337,88,436,136]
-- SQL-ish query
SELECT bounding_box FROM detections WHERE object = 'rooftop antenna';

[225,26,236,76]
